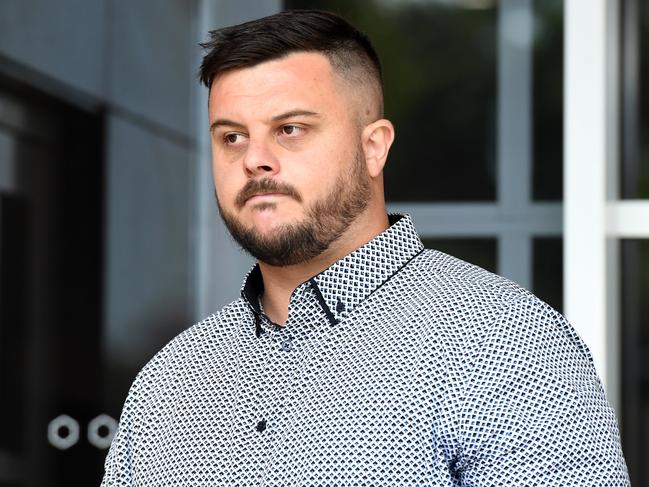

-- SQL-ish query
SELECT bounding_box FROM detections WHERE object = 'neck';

[259,209,389,325]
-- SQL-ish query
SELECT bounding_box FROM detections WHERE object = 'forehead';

[208,52,345,120]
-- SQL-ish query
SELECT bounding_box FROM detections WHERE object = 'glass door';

[0,78,105,486]
[619,1,649,483]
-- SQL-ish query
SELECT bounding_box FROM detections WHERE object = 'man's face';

[208,52,371,266]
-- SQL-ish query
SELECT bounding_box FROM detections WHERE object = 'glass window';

[284,0,498,201]
[0,194,29,454]
[422,238,497,273]
[531,0,564,201]
[532,237,563,312]
[621,0,649,199]
[620,239,649,486]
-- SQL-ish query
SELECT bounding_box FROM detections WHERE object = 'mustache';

[235,178,303,209]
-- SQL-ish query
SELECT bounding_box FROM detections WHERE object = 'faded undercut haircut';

[199,10,384,118]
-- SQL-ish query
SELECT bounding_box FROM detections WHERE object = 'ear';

[361,119,395,178]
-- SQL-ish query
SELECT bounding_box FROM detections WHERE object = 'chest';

[134,316,456,486]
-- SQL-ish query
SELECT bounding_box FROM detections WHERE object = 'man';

[102,10,629,486]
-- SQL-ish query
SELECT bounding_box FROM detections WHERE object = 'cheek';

[291,155,340,200]
[211,159,240,205]
[301,135,357,178]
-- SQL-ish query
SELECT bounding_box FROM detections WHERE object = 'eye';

[279,125,305,137]
[223,132,247,146]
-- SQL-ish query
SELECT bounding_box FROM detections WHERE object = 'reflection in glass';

[621,0,649,199]
[285,0,498,201]
[621,239,649,486]
[532,237,563,312]
[422,238,497,273]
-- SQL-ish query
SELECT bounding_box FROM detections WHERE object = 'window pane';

[284,0,497,201]
[531,0,564,201]
[532,237,563,312]
[421,238,497,273]
[621,239,649,486]
[621,0,649,199]
[0,194,29,454]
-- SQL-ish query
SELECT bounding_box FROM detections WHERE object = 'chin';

[250,208,301,230]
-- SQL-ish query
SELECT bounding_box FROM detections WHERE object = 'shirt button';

[281,341,293,352]
[256,419,267,432]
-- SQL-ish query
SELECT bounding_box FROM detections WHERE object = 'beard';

[217,149,371,267]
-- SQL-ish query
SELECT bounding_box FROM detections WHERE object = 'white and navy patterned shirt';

[102,214,629,486]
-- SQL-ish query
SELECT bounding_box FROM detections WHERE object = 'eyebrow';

[210,118,245,133]
[271,109,321,122]
[210,110,321,133]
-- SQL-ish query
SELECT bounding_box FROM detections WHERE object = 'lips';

[235,178,303,209]
[247,192,287,202]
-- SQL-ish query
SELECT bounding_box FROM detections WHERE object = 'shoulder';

[126,298,252,403]
[399,248,534,331]
[399,248,591,364]
[409,248,532,306]
[102,298,254,479]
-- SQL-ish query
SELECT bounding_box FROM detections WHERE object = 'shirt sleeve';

[454,297,629,486]
[100,375,140,487]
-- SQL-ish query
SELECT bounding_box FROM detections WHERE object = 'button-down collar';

[241,214,424,332]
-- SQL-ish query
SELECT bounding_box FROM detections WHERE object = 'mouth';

[234,179,302,209]
[245,193,289,204]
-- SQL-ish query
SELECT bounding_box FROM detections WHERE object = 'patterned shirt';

[102,214,629,486]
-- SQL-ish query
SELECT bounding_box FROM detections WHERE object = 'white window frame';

[565,0,649,413]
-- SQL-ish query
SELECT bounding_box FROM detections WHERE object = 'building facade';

[0,0,647,485]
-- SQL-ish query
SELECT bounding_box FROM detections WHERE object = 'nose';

[243,139,279,177]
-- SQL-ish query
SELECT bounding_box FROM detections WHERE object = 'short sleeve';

[455,298,629,486]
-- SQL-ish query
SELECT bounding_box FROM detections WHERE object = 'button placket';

[279,331,295,352]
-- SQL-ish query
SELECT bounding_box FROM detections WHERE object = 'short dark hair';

[199,10,383,112]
